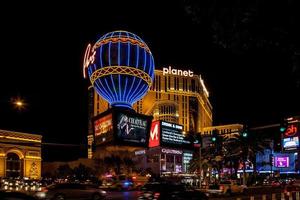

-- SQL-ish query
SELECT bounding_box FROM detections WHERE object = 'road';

[106,191,141,200]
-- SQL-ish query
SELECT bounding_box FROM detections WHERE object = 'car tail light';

[220,185,224,191]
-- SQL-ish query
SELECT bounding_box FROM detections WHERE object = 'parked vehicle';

[34,183,106,200]
[138,181,208,200]
[218,180,246,195]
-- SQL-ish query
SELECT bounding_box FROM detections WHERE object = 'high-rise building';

[89,67,212,134]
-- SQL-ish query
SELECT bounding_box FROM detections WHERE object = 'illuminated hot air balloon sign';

[83,30,155,109]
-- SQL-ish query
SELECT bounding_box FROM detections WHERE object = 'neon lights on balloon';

[85,30,155,108]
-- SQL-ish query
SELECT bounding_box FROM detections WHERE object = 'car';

[218,180,246,195]
[138,181,208,200]
[100,175,134,191]
[34,183,106,200]
[0,190,38,200]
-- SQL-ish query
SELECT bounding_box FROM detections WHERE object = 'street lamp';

[12,97,26,111]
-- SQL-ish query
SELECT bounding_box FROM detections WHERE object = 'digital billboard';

[283,137,299,150]
[116,112,150,146]
[274,156,289,168]
[160,121,191,148]
[93,113,113,145]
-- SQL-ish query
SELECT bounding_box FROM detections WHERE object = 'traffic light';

[211,129,218,142]
[241,125,248,138]
[280,119,288,133]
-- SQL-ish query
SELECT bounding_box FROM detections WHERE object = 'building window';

[6,153,21,178]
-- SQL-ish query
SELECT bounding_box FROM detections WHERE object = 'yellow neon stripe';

[90,66,152,87]
[0,136,41,143]
[93,37,151,53]
[25,156,41,159]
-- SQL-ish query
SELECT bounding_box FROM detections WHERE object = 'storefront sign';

[161,148,183,155]
[274,156,289,168]
[135,150,146,155]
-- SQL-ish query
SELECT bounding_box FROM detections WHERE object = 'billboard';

[93,113,113,145]
[94,113,113,136]
[116,112,149,146]
[149,121,160,147]
[160,121,191,148]
[256,149,295,173]
[274,156,289,168]
[283,137,299,150]
[282,122,299,151]
[93,108,152,147]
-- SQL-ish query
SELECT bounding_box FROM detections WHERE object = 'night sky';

[0,1,299,161]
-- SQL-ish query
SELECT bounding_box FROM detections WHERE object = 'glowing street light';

[11,97,26,111]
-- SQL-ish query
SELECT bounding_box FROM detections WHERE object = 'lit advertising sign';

[149,121,160,147]
[283,137,299,150]
[274,156,289,168]
[116,113,149,146]
[160,121,191,147]
[94,114,113,137]
[284,124,298,138]
[161,148,183,155]
[93,113,113,145]
[162,66,194,77]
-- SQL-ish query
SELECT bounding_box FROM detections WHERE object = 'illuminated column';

[0,150,5,177]
[24,153,41,180]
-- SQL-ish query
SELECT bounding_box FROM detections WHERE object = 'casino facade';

[87,66,213,161]
[88,66,212,135]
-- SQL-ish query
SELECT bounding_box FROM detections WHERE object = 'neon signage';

[83,44,96,78]
[162,66,194,77]
[161,148,182,155]
[149,121,160,147]
[274,156,289,168]
[284,124,298,137]
[94,114,113,137]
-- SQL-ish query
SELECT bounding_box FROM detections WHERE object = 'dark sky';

[0,1,299,161]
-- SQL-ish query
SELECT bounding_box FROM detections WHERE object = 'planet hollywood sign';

[162,66,194,77]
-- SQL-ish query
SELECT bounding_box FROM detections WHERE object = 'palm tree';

[223,131,271,185]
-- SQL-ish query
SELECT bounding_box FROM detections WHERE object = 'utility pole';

[199,144,202,189]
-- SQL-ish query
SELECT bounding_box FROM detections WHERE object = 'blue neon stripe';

[118,32,122,101]
[99,43,103,67]
[125,34,139,103]
[104,78,116,102]
[107,32,119,101]
[110,74,118,101]
[128,79,142,102]
[94,81,111,102]
[98,79,113,102]
[121,31,130,101]
[132,84,148,103]
[96,78,112,102]
[118,32,121,66]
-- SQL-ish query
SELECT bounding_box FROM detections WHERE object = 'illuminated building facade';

[90,67,213,134]
[0,129,42,180]
[201,124,243,137]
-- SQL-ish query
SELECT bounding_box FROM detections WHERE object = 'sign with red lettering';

[94,113,113,137]
[284,124,298,137]
[149,121,160,147]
